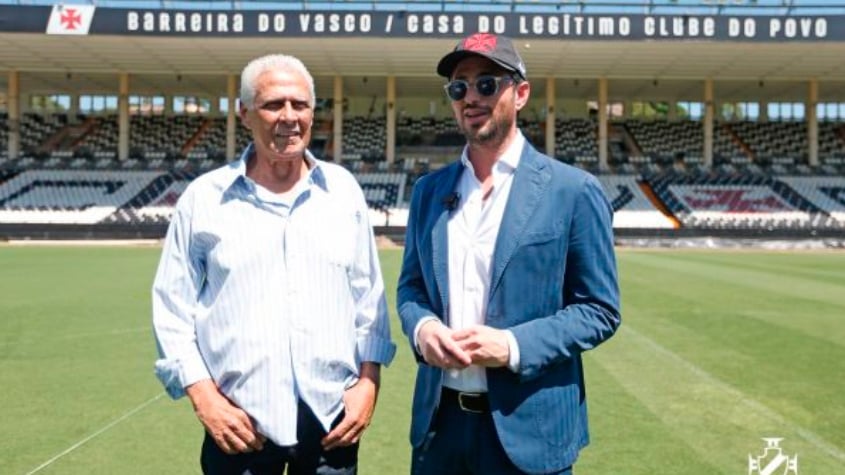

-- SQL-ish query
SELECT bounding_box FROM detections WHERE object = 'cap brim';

[436,50,519,78]
[437,51,474,78]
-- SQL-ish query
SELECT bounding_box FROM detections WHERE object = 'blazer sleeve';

[397,180,439,360]
[510,174,621,381]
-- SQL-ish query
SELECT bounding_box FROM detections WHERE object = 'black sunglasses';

[443,75,515,102]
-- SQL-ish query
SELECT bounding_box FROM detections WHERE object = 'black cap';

[437,33,527,80]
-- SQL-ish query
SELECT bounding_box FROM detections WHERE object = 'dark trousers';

[411,389,573,475]
[200,400,357,475]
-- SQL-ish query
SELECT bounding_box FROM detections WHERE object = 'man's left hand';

[321,362,380,450]
[452,325,510,367]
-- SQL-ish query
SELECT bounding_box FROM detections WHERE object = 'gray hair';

[239,54,316,109]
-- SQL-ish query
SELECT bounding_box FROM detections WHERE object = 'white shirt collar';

[459,130,524,176]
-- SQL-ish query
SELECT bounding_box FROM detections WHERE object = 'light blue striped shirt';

[152,145,396,446]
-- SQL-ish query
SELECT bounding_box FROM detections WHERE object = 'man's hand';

[417,320,472,369]
[452,325,510,367]
[322,362,381,450]
[186,379,266,455]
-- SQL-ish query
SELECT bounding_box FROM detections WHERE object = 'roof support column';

[704,78,714,168]
[545,77,556,158]
[7,70,20,160]
[118,72,130,161]
[226,74,238,160]
[69,94,80,123]
[807,78,819,167]
[598,77,608,170]
[386,75,396,164]
[333,75,343,162]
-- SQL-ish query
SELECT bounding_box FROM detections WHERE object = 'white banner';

[46,4,95,35]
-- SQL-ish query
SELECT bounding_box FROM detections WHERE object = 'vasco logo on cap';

[462,33,498,53]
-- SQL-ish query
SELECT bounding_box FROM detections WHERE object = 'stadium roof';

[1,1,845,102]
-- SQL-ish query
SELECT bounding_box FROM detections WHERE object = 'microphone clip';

[442,192,460,211]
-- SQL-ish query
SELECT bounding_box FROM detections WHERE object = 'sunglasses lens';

[446,76,511,101]
[476,76,498,97]
[446,81,468,101]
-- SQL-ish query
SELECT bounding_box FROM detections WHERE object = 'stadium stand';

[0,169,163,224]
[3,107,845,235]
[1,157,842,233]
[642,170,843,230]
[599,175,676,229]
[555,118,598,165]
[343,116,386,161]
[1,1,844,240]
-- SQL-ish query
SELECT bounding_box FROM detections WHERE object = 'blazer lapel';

[431,162,464,317]
[489,146,551,297]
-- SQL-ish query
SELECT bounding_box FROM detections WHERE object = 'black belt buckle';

[457,391,486,414]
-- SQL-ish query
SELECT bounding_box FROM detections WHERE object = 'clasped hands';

[417,319,510,370]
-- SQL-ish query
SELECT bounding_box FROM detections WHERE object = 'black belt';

[442,387,490,414]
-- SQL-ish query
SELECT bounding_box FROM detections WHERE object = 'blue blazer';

[397,142,621,473]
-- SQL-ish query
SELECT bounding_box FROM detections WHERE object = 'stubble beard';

[460,113,513,148]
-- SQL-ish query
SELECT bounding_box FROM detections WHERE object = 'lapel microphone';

[442,192,461,211]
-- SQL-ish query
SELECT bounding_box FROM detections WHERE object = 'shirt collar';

[224,143,328,194]
[459,130,524,176]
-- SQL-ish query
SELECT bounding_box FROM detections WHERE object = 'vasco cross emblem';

[748,438,798,475]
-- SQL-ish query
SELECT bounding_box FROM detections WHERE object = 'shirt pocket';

[521,218,566,246]
[298,208,357,270]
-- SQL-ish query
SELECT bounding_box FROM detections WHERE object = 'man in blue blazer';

[397,33,621,474]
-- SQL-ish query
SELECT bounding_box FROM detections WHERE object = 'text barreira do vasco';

[124,11,829,40]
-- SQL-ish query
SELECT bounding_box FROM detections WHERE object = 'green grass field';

[1,246,844,474]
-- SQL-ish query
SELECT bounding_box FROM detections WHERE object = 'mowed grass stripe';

[618,254,845,448]
[619,250,845,346]
[365,248,415,474]
[591,321,845,474]
[0,247,163,474]
[31,396,202,475]
[663,251,845,286]
[0,326,149,349]
[620,250,845,309]
[580,352,720,474]
[24,393,166,475]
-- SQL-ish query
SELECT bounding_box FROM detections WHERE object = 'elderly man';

[153,53,395,475]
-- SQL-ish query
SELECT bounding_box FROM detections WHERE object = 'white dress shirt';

[415,132,525,393]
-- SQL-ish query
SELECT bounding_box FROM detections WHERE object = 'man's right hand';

[417,320,472,369]
[185,379,266,454]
